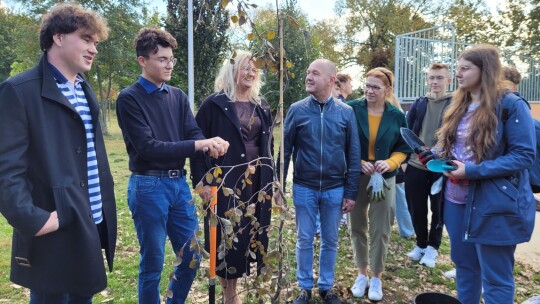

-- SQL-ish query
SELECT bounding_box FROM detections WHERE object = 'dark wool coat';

[190,92,273,279]
[0,55,117,296]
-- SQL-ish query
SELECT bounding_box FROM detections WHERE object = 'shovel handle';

[209,186,218,278]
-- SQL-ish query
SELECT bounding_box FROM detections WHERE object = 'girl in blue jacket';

[434,44,536,304]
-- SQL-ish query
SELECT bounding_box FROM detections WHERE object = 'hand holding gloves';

[417,146,436,166]
[366,173,390,202]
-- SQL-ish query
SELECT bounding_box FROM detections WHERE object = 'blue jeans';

[30,290,92,304]
[128,174,200,304]
[444,200,516,304]
[293,184,343,291]
[395,183,414,237]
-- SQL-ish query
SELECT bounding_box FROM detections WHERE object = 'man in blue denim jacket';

[279,59,361,304]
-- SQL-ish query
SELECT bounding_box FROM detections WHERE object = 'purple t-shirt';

[445,102,480,204]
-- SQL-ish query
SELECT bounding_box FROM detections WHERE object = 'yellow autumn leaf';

[247,33,254,41]
[287,16,300,29]
[267,30,276,40]
[205,172,213,184]
[231,15,239,23]
[220,0,229,9]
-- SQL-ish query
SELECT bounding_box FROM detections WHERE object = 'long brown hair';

[365,67,402,110]
[435,44,511,162]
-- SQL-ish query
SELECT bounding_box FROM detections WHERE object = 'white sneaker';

[419,245,438,268]
[351,274,369,298]
[368,277,383,301]
[443,268,456,279]
[406,245,425,261]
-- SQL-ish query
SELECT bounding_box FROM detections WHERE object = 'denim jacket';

[281,96,361,200]
[462,93,536,245]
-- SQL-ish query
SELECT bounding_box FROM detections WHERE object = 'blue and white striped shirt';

[49,64,103,224]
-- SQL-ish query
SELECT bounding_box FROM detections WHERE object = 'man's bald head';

[312,59,337,76]
[305,59,337,102]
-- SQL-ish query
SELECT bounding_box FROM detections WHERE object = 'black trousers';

[404,165,444,249]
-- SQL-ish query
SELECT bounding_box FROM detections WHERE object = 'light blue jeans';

[395,183,414,237]
[293,184,344,291]
[128,174,200,304]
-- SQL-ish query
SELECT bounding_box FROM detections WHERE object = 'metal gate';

[394,24,540,104]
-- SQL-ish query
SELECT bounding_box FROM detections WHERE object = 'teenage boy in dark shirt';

[116,27,229,304]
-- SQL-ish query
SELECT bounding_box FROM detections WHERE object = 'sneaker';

[293,289,311,304]
[319,289,341,304]
[443,268,456,279]
[351,274,369,298]
[406,245,425,261]
[419,245,438,268]
[368,277,383,301]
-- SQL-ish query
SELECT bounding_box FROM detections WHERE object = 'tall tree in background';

[310,19,341,65]
[491,0,540,59]
[250,0,319,111]
[166,0,230,107]
[439,0,491,43]
[531,0,540,56]
[85,0,144,134]
[336,0,433,71]
[0,6,40,80]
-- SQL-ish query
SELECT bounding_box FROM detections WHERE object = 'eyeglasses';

[241,66,258,74]
[147,56,177,67]
[364,84,383,92]
[428,76,446,81]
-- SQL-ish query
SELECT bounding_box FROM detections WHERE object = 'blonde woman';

[347,67,411,301]
[191,51,273,304]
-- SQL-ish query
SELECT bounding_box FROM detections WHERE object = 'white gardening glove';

[366,173,390,202]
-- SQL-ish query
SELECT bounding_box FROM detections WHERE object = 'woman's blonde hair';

[365,67,402,110]
[214,50,263,105]
[435,44,512,162]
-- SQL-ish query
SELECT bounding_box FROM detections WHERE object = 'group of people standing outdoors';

[0,3,536,304]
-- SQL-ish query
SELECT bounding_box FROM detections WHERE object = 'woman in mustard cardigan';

[346,67,411,301]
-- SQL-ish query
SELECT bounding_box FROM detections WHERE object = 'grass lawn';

[0,113,538,303]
